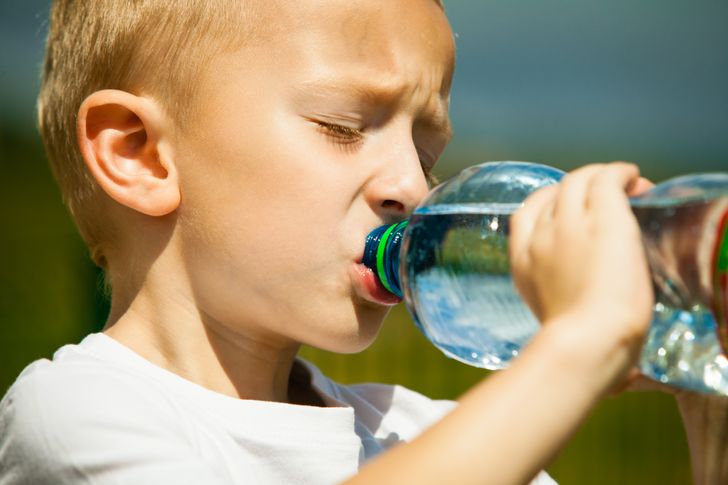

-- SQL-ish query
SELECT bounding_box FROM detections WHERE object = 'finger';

[627,176,654,197]
[510,184,559,255]
[532,192,558,249]
[510,185,558,314]
[552,163,606,221]
[587,162,641,214]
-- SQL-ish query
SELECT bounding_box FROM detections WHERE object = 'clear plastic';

[366,161,728,394]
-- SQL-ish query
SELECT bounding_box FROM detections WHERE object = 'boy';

[1,0,726,484]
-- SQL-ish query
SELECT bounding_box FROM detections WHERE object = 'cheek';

[174,97,366,308]
[177,172,351,307]
[184,124,347,218]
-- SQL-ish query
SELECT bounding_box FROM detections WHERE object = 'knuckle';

[565,163,604,182]
[608,161,639,177]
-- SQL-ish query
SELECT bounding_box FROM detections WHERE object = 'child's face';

[173,0,454,352]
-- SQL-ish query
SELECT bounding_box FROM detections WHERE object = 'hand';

[509,162,655,389]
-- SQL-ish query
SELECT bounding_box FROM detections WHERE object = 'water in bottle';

[363,162,728,394]
[631,175,728,392]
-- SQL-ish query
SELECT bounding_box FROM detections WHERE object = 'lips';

[351,263,402,306]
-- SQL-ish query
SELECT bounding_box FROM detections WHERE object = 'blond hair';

[38,0,254,267]
[39,0,445,269]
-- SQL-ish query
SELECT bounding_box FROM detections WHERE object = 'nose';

[364,132,430,221]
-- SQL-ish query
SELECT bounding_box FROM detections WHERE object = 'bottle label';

[714,208,728,354]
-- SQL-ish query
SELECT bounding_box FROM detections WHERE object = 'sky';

[1,0,726,175]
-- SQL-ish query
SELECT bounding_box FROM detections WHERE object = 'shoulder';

[300,361,558,485]
[2,340,183,423]
[349,381,457,425]
[351,381,458,442]
[0,345,187,482]
[301,359,457,439]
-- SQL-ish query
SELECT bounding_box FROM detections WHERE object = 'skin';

[74,0,728,482]
[348,164,656,485]
[79,0,453,403]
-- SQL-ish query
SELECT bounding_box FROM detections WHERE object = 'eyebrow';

[295,79,453,140]
[297,78,404,105]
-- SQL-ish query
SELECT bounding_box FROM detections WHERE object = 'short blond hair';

[38,0,254,267]
[39,0,445,269]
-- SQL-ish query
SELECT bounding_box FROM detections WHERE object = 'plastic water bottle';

[363,161,728,394]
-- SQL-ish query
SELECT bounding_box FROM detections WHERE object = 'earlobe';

[77,89,180,217]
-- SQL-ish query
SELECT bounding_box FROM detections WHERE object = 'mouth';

[350,262,402,306]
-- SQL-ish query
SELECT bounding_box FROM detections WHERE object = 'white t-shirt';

[0,333,556,484]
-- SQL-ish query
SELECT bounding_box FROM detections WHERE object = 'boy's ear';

[77,90,180,217]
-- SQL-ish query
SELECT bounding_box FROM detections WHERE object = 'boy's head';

[39,0,257,267]
[40,0,455,352]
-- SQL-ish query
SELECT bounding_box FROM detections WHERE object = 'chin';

[344,304,390,353]
[311,305,389,354]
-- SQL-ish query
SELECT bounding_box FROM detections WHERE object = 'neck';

[104,273,305,404]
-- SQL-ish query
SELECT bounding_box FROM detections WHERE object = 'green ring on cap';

[376,223,398,294]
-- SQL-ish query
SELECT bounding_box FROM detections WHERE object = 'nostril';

[382,199,405,212]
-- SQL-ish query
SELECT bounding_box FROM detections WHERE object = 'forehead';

[256,0,455,94]
[187,0,455,140]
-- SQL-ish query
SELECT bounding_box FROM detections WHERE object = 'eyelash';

[316,121,438,185]
[316,121,364,145]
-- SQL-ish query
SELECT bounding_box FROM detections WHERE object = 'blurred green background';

[2,0,727,483]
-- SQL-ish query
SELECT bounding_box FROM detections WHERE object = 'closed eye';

[316,121,364,145]
[317,120,438,185]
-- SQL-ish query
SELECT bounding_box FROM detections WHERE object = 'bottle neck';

[363,221,408,298]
